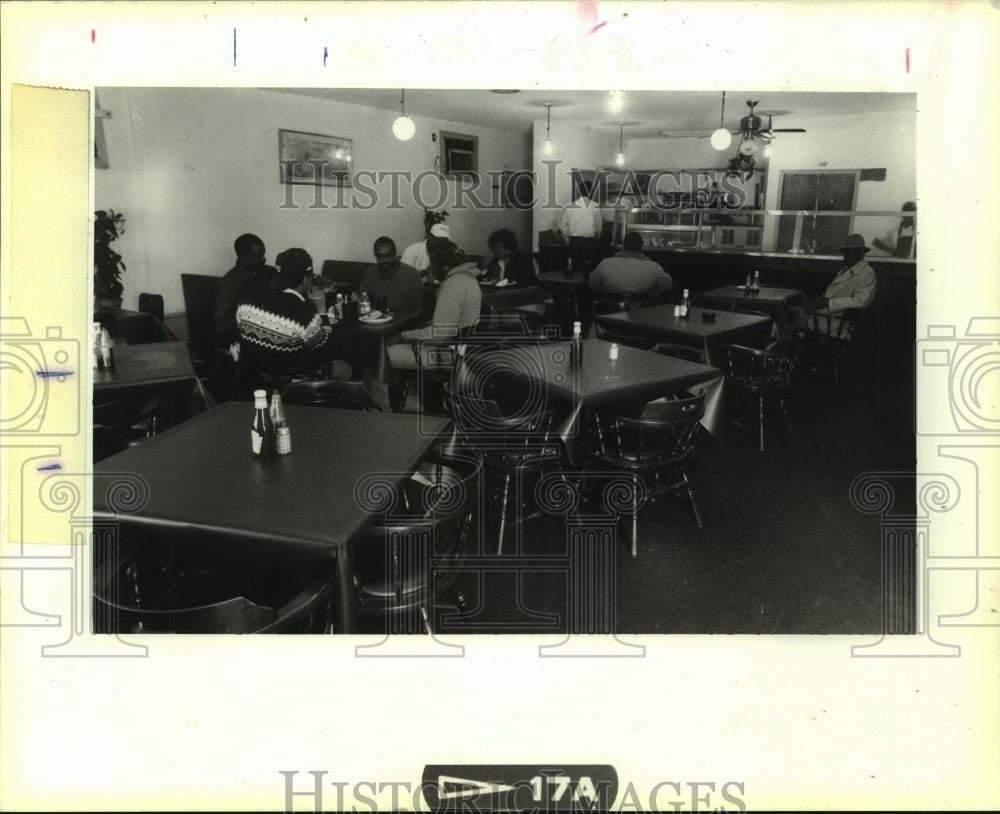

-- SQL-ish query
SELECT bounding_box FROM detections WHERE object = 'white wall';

[531,118,618,250]
[96,88,532,312]
[626,107,916,251]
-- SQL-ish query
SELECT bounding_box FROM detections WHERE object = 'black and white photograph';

[1,2,998,812]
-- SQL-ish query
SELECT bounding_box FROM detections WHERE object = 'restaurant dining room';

[89,87,917,636]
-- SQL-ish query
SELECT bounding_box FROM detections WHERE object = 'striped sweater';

[236,288,328,375]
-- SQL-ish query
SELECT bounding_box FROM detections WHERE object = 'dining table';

[94,309,176,345]
[692,285,804,327]
[593,304,773,366]
[468,339,725,460]
[92,403,452,633]
[325,308,426,410]
[93,341,201,393]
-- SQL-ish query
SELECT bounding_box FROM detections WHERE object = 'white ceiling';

[270,88,915,140]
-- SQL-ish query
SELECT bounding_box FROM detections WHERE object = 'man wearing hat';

[401,221,454,279]
[791,233,877,335]
[236,247,350,386]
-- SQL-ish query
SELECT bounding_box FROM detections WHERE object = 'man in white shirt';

[559,181,605,276]
[401,222,452,278]
[871,201,916,259]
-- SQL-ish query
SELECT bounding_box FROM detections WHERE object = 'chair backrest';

[721,342,800,388]
[283,379,384,411]
[180,274,222,359]
[651,342,705,363]
[356,446,483,601]
[321,260,368,287]
[591,391,705,465]
[138,292,165,322]
[597,328,654,352]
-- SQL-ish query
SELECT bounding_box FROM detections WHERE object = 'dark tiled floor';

[377,338,915,636]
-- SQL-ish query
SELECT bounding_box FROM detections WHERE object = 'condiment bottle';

[680,289,690,318]
[99,327,115,372]
[570,320,584,368]
[269,389,286,428]
[93,322,104,370]
[609,342,619,361]
[565,257,573,278]
[751,270,760,294]
[251,389,275,458]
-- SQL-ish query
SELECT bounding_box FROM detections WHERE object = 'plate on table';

[480,280,497,287]
[736,285,747,291]
[493,279,515,287]
[359,313,394,324]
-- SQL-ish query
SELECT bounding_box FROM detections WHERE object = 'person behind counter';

[872,201,916,259]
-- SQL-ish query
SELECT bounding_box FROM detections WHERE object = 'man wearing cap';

[872,201,916,258]
[401,221,452,278]
[791,233,877,336]
[236,247,350,385]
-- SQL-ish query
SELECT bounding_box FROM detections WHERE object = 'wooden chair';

[582,392,706,557]
[93,538,337,634]
[650,342,705,363]
[443,381,565,555]
[720,339,802,451]
[138,292,165,322]
[92,391,162,463]
[803,307,865,387]
[354,445,484,634]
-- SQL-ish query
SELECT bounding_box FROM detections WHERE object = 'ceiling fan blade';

[771,128,806,133]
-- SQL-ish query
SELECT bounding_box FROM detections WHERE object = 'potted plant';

[94,209,126,312]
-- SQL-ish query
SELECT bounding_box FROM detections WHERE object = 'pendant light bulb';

[711,90,732,151]
[615,123,625,166]
[609,90,624,112]
[543,139,554,155]
[763,143,773,158]
[392,89,415,141]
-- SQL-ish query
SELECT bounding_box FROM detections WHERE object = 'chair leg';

[758,395,765,452]
[683,470,703,529]
[779,397,792,435]
[496,474,511,555]
[631,475,639,557]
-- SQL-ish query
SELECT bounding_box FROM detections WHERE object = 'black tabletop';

[93,341,198,392]
[528,339,722,408]
[94,310,175,345]
[479,283,549,313]
[93,403,450,556]
[597,305,770,338]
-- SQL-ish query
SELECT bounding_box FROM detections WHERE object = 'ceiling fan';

[660,95,807,140]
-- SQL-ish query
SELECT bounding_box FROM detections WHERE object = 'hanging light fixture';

[710,90,732,151]
[392,89,415,141]
[609,90,624,113]
[543,103,554,155]
[763,143,773,158]
[615,123,626,166]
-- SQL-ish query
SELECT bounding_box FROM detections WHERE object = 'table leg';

[331,552,355,633]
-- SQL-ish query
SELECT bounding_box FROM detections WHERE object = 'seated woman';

[237,247,350,390]
[479,228,538,285]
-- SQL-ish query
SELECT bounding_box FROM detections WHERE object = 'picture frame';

[278,128,353,187]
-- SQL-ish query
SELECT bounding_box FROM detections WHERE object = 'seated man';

[479,228,537,285]
[215,233,279,348]
[401,221,453,280]
[790,233,877,337]
[388,237,482,371]
[361,236,423,313]
[589,231,673,301]
[237,247,349,387]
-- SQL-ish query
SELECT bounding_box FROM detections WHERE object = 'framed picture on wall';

[278,129,353,187]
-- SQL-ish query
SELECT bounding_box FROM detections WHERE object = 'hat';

[902,201,917,211]
[838,234,870,253]
[429,223,450,238]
